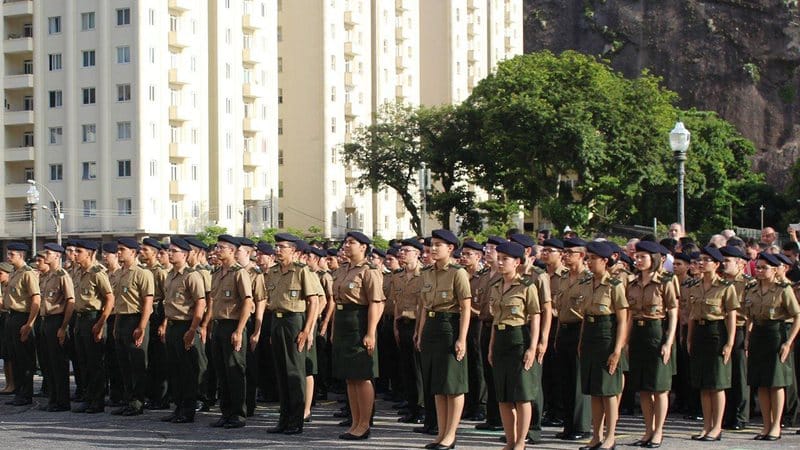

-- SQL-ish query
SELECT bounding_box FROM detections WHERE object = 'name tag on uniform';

[769,307,776,318]
[598,305,609,313]
[290,290,299,298]
[276,312,284,318]
[497,324,506,330]
[48,291,55,298]
[440,291,447,299]
[224,290,231,297]
[428,311,435,318]
[83,288,89,295]
[510,307,519,315]
[348,282,355,289]
[122,287,128,293]
[336,304,343,310]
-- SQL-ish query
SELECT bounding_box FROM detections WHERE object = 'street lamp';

[760,205,765,231]
[670,121,691,231]
[26,182,39,254]
[28,179,63,245]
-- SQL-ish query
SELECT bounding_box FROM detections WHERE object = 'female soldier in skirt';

[578,241,629,450]
[487,242,541,449]
[415,229,472,449]
[745,252,800,440]
[685,246,739,441]
[331,231,385,440]
[626,241,679,448]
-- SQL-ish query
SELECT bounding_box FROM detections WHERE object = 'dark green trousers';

[74,311,106,408]
[147,304,168,406]
[481,321,501,426]
[34,316,49,396]
[257,312,279,402]
[245,317,258,416]
[555,323,591,433]
[397,318,423,415]
[212,319,247,420]
[105,315,124,403]
[7,311,35,402]
[724,325,749,425]
[466,317,486,415]
[42,314,70,408]
[166,320,202,419]
[198,322,216,406]
[271,312,307,429]
[115,313,149,410]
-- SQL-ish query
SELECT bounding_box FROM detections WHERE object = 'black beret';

[674,252,693,263]
[170,237,191,252]
[142,237,162,250]
[462,240,485,253]
[161,243,171,251]
[423,237,432,247]
[0,262,13,273]
[239,237,255,247]
[386,247,400,257]
[64,239,80,248]
[345,231,372,245]
[606,241,624,254]
[452,248,462,259]
[101,242,118,254]
[619,253,634,267]
[757,252,781,267]
[542,238,564,249]
[76,240,99,251]
[485,235,508,246]
[635,241,664,255]
[295,240,309,253]
[701,246,724,263]
[274,233,299,243]
[400,238,423,251]
[371,248,386,258]
[586,241,612,259]
[117,237,140,250]
[185,237,209,250]
[36,250,47,259]
[563,237,587,248]
[326,248,339,257]
[216,234,241,247]
[775,253,793,266]
[309,247,327,258]
[495,242,525,260]
[256,242,274,255]
[509,233,535,248]
[43,243,65,253]
[7,242,28,252]
[431,229,459,247]
[719,245,747,260]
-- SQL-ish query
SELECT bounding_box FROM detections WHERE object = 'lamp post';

[760,205,765,231]
[419,162,430,236]
[26,182,39,253]
[28,179,62,245]
[670,121,691,231]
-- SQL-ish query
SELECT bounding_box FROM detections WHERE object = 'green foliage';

[743,63,761,83]
[256,226,323,244]
[779,83,796,104]
[197,225,227,246]
[371,235,390,250]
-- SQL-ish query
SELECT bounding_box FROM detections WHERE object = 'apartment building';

[0,0,278,244]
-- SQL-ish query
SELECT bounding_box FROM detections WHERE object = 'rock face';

[524,0,800,188]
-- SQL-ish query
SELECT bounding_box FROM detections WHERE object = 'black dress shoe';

[433,443,455,450]
[267,425,286,434]
[84,406,104,414]
[699,433,721,441]
[754,434,765,440]
[209,417,228,428]
[224,418,246,429]
[424,443,440,449]
[475,422,503,431]
[161,413,177,422]
[333,409,350,418]
[643,441,661,449]
[110,406,130,415]
[763,434,781,441]
[542,417,564,427]
[172,415,194,423]
[5,399,31,406]
[630,439,648,446]
[690,434,705,440]
[578,445,601,450]
[399,414,425,424]
[723,421,744,430]
[283,426,303,435]
[49,405,71,412]
[303,415,312,423]
[71,403,89,413]
[338,418,352,427]
[338,429,370,440]
[122,407,143,416]
[469,412,486,422]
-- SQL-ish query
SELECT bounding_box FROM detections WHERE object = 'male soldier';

[4,242,40,406]
[265,233,322,434]
[460,240,487,422]
[208,234,253,428]
[297,243,326,423]
[185,236,215,411]
[373,248,399,401]
[309,246,334,404]
[0,262,16,394]
[33,251,51,400]
[72,240,114,413]
[160,237,206,423]
[541,238,569,427]
[553,237,592,440]
[254,241,278,403]
[63,240,83,400]
[236,237,267,417]
[158,243,173,272]
[102,242,125,408]
[38,243,75,412]
[112,238,155,416]
[140,238,169,410]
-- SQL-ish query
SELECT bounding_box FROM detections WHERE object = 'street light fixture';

[27,179,63,246]
[26,182,39,254]
[760,205,766,231]
[670,121,691,231]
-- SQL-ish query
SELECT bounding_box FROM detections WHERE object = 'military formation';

[1,225,800,449]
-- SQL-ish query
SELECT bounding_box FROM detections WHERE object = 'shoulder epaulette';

[252,266,263,274]
[682,277,700,288]
[743,274,754,281]
[184,266,195,273]
[422,264,433,271]
[56,268,67,277]
[720,279,733,286]
[490,277,503,286]
[521,277,534,287]
[531,266,546,275]
[745,279,758,290]
[293,261,307,268]
[22,265,33,271]
[229,264,242,272]
[659,272,674,284]
[91,265,104,274]
[449,263,464,270]
[365,262,378,270]
[778,281,791,288]
[578,272,594,285]
[609,277,622,286]
[477,266,490,276]
[211,266,220,274]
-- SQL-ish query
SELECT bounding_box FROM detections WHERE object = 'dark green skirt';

[332,306,378,380]
[628,319,673,392]
[306,325,318,376]
[421,312,468,395]
[690,320,731,390]
[492,325,536,402]
[580,315,622,396]
[748,321,793,388]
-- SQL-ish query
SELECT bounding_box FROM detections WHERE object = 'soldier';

[541,238,568,428]
[111,238,154,416]
[3,242,41,406]
[71,240,114,413]
[310,245,334,404]
[63,239,84,402]
[235,237,267,417]
[460,240,487,422]
[158,243,173,272]
[33,251,51,400]
[160,237,206,423]
[102,242,125,408]
[208,234,253,429]
[185,236,215,412]
[300,245,328,421]
[38,243,75,412]
[0,262,15,395]
[140,238,169,410]
[254,241,278,404]
[673,252,700,419]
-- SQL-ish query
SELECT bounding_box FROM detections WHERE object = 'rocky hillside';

[524,0,800,188]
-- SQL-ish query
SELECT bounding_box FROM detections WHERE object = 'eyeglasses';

[274,244,294,250]
[541,248,561,253]
[755,265,773,271]
[562,249,583,255]
[398,247,419,253]
[698,257,715,263]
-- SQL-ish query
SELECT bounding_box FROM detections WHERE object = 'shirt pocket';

[704,297,722,315]
[643,289,663,315]
[435,289,454,307]
[503,297,525,319]
[421,284,434,306]
[593,291,612,315]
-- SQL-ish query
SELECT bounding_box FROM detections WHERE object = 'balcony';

[169,142,192,160]
[242,83,262,99]
[3,0,33,17]
[242,48,260,64]
[344,42,357,57]
[168,0,192,12]
[4,110,34,126]
[169,180,185,197]
[344,102,355,119]
[4,146,34,162]
[395,0,406,12]
[395,56,406,70]
[345,71,354,87]
[467,23,475,37]
[168,31,189,50]
[242,14,263,31]
[169,105,191,122]
[168,68,190,86]
[4,182,30,198]
[345,195,356,211]
[243,186,268,201]
[3,37,33,54]
[243,151,267,167]
[468,50,476,62]
[344,11,357,27]
[243,117,263,134]
[4,74,33,90]
[395,27,405,41]
[395,85,404,99]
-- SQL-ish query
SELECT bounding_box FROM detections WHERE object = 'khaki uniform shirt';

[549,265,570,305]
[318,270,334,299]
[576,271,628,317]
[555,268,594,324]
[678,277,696,326]
[476,269,501,322]
[266,262,323,313]
[332,261,385,306]
[728,272,755,326]
[392,266,423,319]
[524,266,552,305]
[383,271,396,316]
[744,282,800,322]
[107,267,124,295]
[626,270,679,320]
[193,264,212,294]
[685,275,739,321]
[210,264,252,320]
[39,268,74,316]
[489,275,541,327]
[164,266,206,320]
[246,264,267,305]
[144,263,168,304]
[75,264,113,312]
[420,263,471,313]
[4,265,40,313]
[113,265,155,315]
[468,266,489,316]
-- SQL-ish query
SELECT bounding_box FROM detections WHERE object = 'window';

[50,164,63,181]
[170,163,178,181]
[81,12,95,31]
[49,90,62,108]
[82,124,96,143]
[116,8,131,26]
[82,162,97,180]
[332,180,337,195]
[148,85,156,102]
[226,204,232,220]
[117,122,132,140]
[262,207,269,222]
[117,160,131,177]
[23,96,33,111]
[48,16,61,34]
[277,212,284,228]
[117,46,131,64]
[278,119,283,135]
[331,117,336,133]
[278,181,284,198]
[23,60,33,74]
[49,127,63,144]
[331,146,337,164]
[278,88,283,104]
[82,87,96,105]
[169,15,178,32]
[277,57,283,72]
[191,165,198,181]
[278,149,284,165]
[192,202,200,218]
[23,132,34,147]
[225,98,231,114]
[225,63,231,79]
[83,200,97,217]
[149,160,158,177]
[171,202,179,220]
[117,84,131,102]
[49,54,62,71]
[149,9,155,25]
[149,47,155,63]
[331,87,336,101]
[225,28,231,44]
[24,167,34,182]
[82,50,96,67]
[277,26,283,42]
[118,198,132,216]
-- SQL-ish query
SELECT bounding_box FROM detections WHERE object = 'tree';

[197,225,227,246]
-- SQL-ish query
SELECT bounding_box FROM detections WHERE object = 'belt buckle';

[587,316,595,323]
[497,324,506,330]
[276,312,283,318]
[699,319,706,325]
[637,320,645,326]
[428,311,435,318]
[336,304,343,310]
